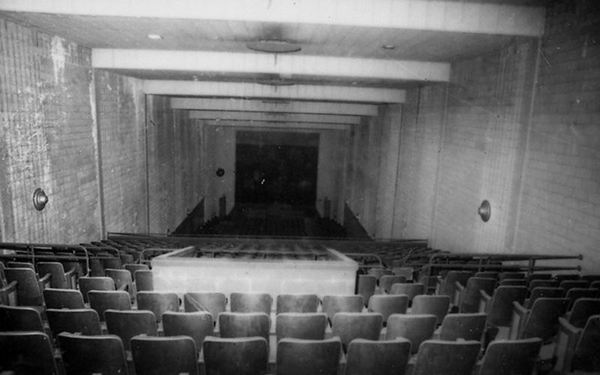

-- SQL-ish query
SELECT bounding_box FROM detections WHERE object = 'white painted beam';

[0,0,546,36]
[202,120,350,131]
[189,111,360,125]
[144,81,405,103]
[171,98,378,116]
[93,49,450,82]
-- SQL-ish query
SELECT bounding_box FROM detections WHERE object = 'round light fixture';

[382,44,396,50]
[478,200,491,222]
[246,39,301,53]
[33,188,49,211]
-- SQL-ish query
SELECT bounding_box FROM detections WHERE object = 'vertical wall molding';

[91,70,106,238]
[144,95,151,234]
[390,106,404,239]
[429,84,450,248]
[510,37,543,252]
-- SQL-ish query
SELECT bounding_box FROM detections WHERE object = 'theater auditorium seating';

[0,236,595,374]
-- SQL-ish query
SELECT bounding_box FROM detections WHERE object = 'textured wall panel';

[0,18,100,242]
[516,1,600,272]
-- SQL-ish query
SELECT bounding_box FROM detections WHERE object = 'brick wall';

[392,38,537,252]
[0,18,101,242]
[431,39,536,254]
[394,85,446,240]
[147,96,203,234]
[0,17,206,241]
[95,70,147,234]
[391,0,599,271]
[515,1,600,272]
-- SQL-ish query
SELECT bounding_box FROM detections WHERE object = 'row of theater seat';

[1,329,550,375]
[2,306,599,374]
[1,260,593,374]
[2,287,600,374]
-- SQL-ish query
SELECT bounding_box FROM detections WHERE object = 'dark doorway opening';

[235,131,319,206]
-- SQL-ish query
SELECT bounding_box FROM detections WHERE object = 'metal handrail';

[423,252,583,276]
[344,252,384,268]
[0,242,92,276]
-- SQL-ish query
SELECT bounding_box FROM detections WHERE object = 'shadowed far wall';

[146,96,203,234]
[201,125,347,221]
[345,106,404,239]
[235,131,319,206]
[95,70,147,234]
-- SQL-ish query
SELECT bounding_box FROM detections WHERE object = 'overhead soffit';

[0,0,546,127]
[0,13,520,62]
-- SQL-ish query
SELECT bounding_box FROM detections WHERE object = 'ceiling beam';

[171,98,378,116]
[0,0,545,36]
[189,111,360,125]
[144,81,405,103]
[202,120,350,131]
[93,49,450,82]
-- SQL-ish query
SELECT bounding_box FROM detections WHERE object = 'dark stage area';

[235,131,319,206]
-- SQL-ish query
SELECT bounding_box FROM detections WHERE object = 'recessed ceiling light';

[247,39,301,53]
[147,33,163,40]
[382,44,396,50]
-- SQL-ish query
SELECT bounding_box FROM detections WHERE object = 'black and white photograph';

[0,0,598,374]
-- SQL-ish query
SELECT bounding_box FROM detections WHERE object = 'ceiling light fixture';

[382,44,396,50]
[147,33,163,40]
[246,39,302,53]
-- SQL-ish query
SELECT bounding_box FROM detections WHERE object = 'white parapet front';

[151,246,358,299]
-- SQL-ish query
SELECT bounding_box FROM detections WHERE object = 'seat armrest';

[454,281,465,292]
[38,272,52,290]
[117,283,129,292]
[65,268,77,289]
[512,301,528,316]
[0,280,18,305]
[453,281,465,307]
[554,317,583,374]
[479,290,492,313]
[509,301,529,339]
[558,317,579,335]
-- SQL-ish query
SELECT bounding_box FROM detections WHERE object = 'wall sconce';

[33,188,48,211]
[478,200,491,222]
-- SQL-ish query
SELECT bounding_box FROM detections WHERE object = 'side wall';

[147,96,203,234]
[0,17,204,241]
[430,39,536,254]
[393,39,538,253]
[391,1,600,271]
[316,129,347,221]
[345,107,403,239]
[515,2,600,271]
[95,70,147,234]
[0,18,101,242]
[393,86,446,240]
